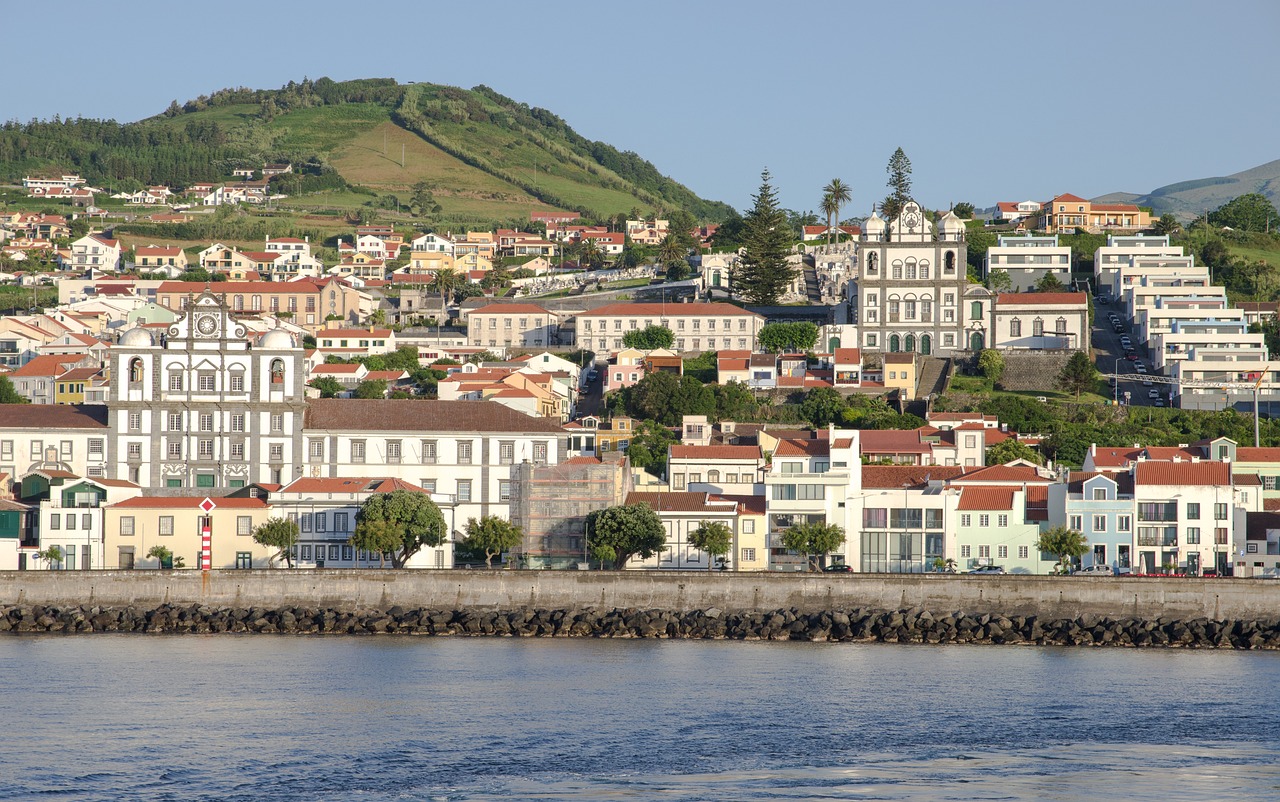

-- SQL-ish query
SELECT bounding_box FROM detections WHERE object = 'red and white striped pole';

[199,498,217,570]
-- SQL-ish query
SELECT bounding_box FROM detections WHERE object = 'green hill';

[0,77,733,224]
[1095,158,1280,221]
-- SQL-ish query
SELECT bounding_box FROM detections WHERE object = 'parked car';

[1147,389,1160,399]
[1073,565,1113,576]
[1099,295,1112,304]
[1154,399,1165,407]
[1125,353,1140,361]
[823,563,853,573]
[968,565,1006,575]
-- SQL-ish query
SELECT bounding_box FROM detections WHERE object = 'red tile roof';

[995,292,1088,305]
[108,497,268,509]
[468,303,555,316]
[11,354,87,377]
[950,464,1052,484]
[1134,461,1231,486]
[578,302,762,318]
[716,493,766,515]
[774,438,830,457]
[669,445,762,460]
[957,486,1017,511]
[281,477,429,495]
[1234,448,1280,463]
[1048,193,1089,204]
[317,328,392,338]
[626,491,736,513]
[858,429,932,454]
[304,399,565,433]
[861,465,971,489]
[834,348,861,362]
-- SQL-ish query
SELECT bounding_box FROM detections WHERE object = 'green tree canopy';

[1153,214,1182,235]
[886,147,913,210]
[1035,525,1089,574]
[1208,193,1279,233]
[626,371,716,426]
[622,419,677,475]
[977,349,1005,383]
[733,169,797,305]
[984,438,1043,466]
[985,268,1012,293]
[309,376,345,398]
[353,379,389,399]
[253,517,300,568]
[757,321,819,353]
[1035,272,1065,292]
[463,515,524,568]
[780,521,845,571]
[712,381,758,421]
[349,489,447,568]
[145,545,173,569]
[952,202,975,219]
[688,521,732,569]
[800,387,848,427]
[1057,351,1097,400]
[587,503,667,569]
[0,376,29,404]
[621,325,675,350]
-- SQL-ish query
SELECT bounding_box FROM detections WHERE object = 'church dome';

[259,329,296,349]
[118,327,154,347]
[862,212,886,235]
[938,209,965,234]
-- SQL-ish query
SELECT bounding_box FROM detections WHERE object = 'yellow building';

[408,251,454,274]
[883,352,918,396]
[103,497,273,569]
[1037,193,1151,234]
[54,366,101,404]
[721,494,769,571]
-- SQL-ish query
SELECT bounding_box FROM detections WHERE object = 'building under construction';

[509,452,632,569]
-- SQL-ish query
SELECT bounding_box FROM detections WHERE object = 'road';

[1091,299,1168,408]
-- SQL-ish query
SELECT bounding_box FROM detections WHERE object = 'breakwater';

[4,603,1280,648]
[4,569,1280,620]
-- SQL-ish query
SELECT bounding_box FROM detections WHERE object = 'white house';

[990,292,1089,350]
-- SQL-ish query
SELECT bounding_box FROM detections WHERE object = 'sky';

[3,0,1278,215]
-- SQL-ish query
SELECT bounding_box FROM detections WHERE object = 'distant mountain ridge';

[1094,158,1280,219]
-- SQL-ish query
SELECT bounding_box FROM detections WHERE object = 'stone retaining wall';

[4,570,1280,621]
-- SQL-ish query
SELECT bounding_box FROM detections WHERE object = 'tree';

[410,181,442,218]
[952,202,975,219]
[0,376,28,404]
[1208,193,1279,233]
[985,269,1012,293]
[622,419,677,474]
[823,178,852,243]
[627,371,715,426]
[353,379,389,399]
[253,517,300,568]
[780,521,845,571]
[433,267,462,311]
[886,147,913,210]
[800,387,848,427]
[708,213,746,251]
[577,237,603,269]
[349,489,447,568]
[712,381,758,422]
[1035,272,1065,292]
[733,169,797,305]
[656,233,686,268]
[36,545,64,569]
[820,193,839,246]
[757,321,819,353]
[309,376,345,398]
[622,325,675,350]
[1153,214,1182,236]
[369,308,387,326]
[1035,525,1089,574]
[688,521,732,570]
[977,349,1005,383]
[463,515,524,568]
[985,438,1043,466]
[1056,351,1097,400]
[146,545,174,569]
[587,503,667,569]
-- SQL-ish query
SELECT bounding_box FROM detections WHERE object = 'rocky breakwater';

[5,604,1280,648]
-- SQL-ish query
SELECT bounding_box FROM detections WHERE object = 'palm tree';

[577,238,602,270]
[820,193,839,246]
[823,178,852,243]
[656,233,684,267]
[433,267,461,320]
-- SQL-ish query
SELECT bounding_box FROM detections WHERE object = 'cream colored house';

[103,496,272,569]
[576,302,763,354]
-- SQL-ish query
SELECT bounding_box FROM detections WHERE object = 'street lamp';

[1113,357,1122,405]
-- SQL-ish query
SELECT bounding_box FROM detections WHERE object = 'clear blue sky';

[3,0,1277,215]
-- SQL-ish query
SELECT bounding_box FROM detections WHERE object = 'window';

[120,516,135,536]
[1093,488,1107,501]
[458,442,472,464]
[198,440,214,459]
[49,513,60,530]
[1010,319,1021,337]
[198,372,216,392]
[1093,514,1107,532]
[300,513,312,533]
[1056,317,1068,334]
[168,371,183,391]
[1118,515,1131,532]
[269,444,284,461]
[978,545,990,558]
[960,545,971,558]
[970,301,982,321]
[230,374,244,392]
[309,440,324,461]
[864,508,888,528]
[499,480,511,502]
[998,545,1008,559]
[199,413,214,432]
[271,413,283,432]
[673,474,686,490]
[1018,546,1029,559]
[499,442,515,464]
[230,443,244,460]
[743,519,754,534]
[979,514,990,527]
[352,441,366,463]
[231,414,245,432]
[159,516,174,536]
[167,441,182,459]
[236,552,253,570]
[534,442,548,463]
[335,512,349,532]
[457,480,472,502]
[998,514,1009,527]
[1215,527,1229,544]
[1032,318,1044,337]
[315,513,327,533]
[1069,514,1083,531]
[1214,503,1228,521]
[1186,527,1200,544]
[128,443,142,459]
[741,547,756,562]
[387,441,402,463]
[925,509,943,529]
[960,514,971,527]
[421,480,436,493]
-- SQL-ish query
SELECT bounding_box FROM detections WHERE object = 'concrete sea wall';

[3,569,1280,620]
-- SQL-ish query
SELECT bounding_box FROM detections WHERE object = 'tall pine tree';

[883,147,913,221]
[734,169,796,305]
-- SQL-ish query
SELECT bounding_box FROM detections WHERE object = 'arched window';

[919,260,931,280]
[1056,317,1068,333]
[891,260,903,280]
[1033,317,1044,337]
[866,253,878,274]
[251,295,262,311]
[904,334,916,352]
[970,301,983,321]
[920,334,932,355]
[905,258,917,280]
[233,295,244,311]
[945,252,956,273]
[889,334,900,353]
[270,358,285,385]
[707,470,720,484]
[128,358,143,384]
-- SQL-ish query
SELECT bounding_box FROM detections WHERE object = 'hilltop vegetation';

[1095,158,1280,220]
[0,77,733,224]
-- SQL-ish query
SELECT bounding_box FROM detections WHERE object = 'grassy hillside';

[1096,158,1280,220]
[0,77,734,225]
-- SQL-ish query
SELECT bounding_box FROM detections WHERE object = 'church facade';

[853,201,993,356]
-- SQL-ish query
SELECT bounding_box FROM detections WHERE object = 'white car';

[1073,565,1113,576]
[1143,379,1153,386]
[1135,364,1147,373]
[1148,389,1160,399]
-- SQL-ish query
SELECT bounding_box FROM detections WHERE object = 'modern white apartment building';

[984,235,1071,292]
[1094,234,1185,295]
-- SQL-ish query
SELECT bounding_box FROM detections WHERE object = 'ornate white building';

[108,290,307,491]
[853,201,992,355]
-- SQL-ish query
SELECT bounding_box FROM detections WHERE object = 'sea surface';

[2,636,1278,801]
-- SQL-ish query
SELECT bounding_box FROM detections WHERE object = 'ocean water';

[1,636,1278,801]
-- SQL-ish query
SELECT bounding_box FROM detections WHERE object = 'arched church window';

[945,252,956,273]
[866,253,878,274]
[128,358,143,384]
[970,301,983,321]
[233,295,244,311]
[270,358,285,385]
